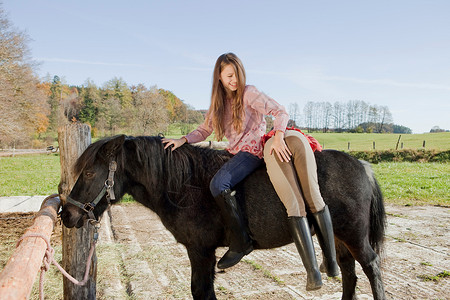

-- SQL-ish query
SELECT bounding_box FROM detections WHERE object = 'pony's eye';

[84,171,95,179]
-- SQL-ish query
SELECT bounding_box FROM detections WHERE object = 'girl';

[163,53,337,290]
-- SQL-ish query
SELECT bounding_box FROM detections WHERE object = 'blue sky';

[4,0,450,133]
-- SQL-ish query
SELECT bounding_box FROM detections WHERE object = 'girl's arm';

[162,110,213,151]
[246,86,291,161]
[245,86,289,133]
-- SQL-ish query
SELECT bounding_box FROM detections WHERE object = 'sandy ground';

[94,202,449,300]
[1,202,448,299]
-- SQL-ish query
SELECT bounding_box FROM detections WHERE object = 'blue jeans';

[210,151,263,197]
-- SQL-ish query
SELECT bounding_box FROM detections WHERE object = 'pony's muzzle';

[61,204,86,228]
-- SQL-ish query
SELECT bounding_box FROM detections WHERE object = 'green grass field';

[310,132,450,151]
[372,162,449,206]
[1,152,448,206]
[164,128,450,151]
[0,154,61,196]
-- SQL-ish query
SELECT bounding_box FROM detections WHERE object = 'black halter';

[66,161,117,221]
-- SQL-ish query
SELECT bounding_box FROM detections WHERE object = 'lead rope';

[16,221,100,300]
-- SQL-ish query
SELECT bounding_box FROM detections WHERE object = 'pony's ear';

[102,135,126,158]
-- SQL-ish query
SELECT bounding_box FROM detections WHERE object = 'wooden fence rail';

[0,194,61,299]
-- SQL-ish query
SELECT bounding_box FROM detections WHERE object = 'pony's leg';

[336,241,358,300]
[354,243,386,300]
[186,246,217,300]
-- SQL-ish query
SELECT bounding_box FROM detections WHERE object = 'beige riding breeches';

[264,130,325,217]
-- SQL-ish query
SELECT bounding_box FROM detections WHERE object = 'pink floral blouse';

[184,85,289,158]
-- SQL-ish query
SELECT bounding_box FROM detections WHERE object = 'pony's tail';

[361,161,387,255]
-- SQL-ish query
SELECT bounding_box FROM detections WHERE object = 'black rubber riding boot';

[288,216,323,291]
[312,205,339,277]
[215,189,253,269]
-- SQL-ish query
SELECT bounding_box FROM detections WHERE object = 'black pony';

[61,135,387,300]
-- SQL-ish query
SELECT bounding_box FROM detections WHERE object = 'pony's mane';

[74,135,231,196]
[74,135,124,176]
[127,136,230,193]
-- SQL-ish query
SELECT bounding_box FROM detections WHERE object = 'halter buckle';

[83,202,95,212]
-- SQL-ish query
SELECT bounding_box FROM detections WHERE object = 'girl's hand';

[270,131,292,162]
[162,137,187,151]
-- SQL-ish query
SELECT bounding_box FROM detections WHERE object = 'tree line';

[45,75,203,138]
[2,71,203,148]
[289,100,412,134]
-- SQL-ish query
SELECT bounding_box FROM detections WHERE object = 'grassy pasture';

[164,129,450,151]
[372,162,449,206]
[310,132,450,151]
[0,154,61,197]
[0,152,448,206]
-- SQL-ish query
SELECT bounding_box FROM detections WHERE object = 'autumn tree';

[0,5,49,147]
[181,103,204,135]
[130,85,168,135]
[159,88,185,122]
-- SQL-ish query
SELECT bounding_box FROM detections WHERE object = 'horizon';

[3,0,450,134]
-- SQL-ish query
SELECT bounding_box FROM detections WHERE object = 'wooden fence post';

[396,134,402,150]
[58,123,96,300]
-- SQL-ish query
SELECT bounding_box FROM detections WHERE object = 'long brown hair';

[208,53,246,141]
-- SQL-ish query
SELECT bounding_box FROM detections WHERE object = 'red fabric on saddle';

[262,127,322,152]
